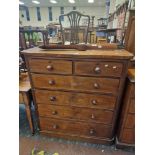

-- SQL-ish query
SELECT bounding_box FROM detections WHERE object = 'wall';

[19,6,106,27]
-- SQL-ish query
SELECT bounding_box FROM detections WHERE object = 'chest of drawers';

[22,47,133,144]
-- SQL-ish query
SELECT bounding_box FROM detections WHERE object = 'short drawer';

[74,61,123,77]
[32,74,119,94]
[38,104,113,124]
[28,58,72,74]
[34,90,116,110]
[39,117,112,138]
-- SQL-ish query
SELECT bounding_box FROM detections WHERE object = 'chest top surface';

[21,47,133,60]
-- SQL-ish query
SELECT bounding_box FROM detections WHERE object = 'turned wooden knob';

[90,129,95,135]
[94,83,99,89]
[94,66,101,74]
[52,111,57,115]
[91,114,95,119]
[91,99,97,105]
[50,96,56,101]
[49,80,55,85]
[46,65,53,70]
[52,124,58,129]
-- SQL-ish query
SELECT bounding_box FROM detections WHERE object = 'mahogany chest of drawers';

[116,69,135,148]
[22,47,133,144]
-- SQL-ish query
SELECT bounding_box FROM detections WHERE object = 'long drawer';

[34,90,117,110]
[74,61,123,77]
[37,104,113,124]
[28,58,72,74]
[39,117,112,138]
[32,74,119,94]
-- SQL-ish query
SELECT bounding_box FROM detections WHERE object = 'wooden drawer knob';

[104,64,109,68]
[46,65,53,70]
[52,111,57,115]
[94,66,101,74]
[90,129,95,135]
[91,114,95,119]
[49,80,55,85]
[52,124,58,129]
[113,66,117,69]
[91,99,97,105]
[50,96,56,101]
[94,83,99,89]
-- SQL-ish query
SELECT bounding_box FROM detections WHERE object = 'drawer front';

[121,128,135,144]
[38,104,113,124]
[124,114,135,128]
[74,61,123,77]
[35,90,116,110]
[28,59,72,74]
[32,74,119,94]
[39,117,112,138]
[129,98,135,113]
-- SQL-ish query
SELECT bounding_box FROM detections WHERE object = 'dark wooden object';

[59,11,90,44]
[116,69,135,148]
[19,73,34,134]
[39,43,120,51]
[22,47,133,144]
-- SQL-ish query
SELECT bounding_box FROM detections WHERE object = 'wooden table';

[19,73,34,135]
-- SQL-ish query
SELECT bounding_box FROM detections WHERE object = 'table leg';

[22,92,34,135]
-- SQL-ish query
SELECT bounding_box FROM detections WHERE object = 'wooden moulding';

[40,131,115,145]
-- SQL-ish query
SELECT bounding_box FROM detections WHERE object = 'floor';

[19,104,135,155]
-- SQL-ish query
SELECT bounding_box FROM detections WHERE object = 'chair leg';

[22,92,34,135]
